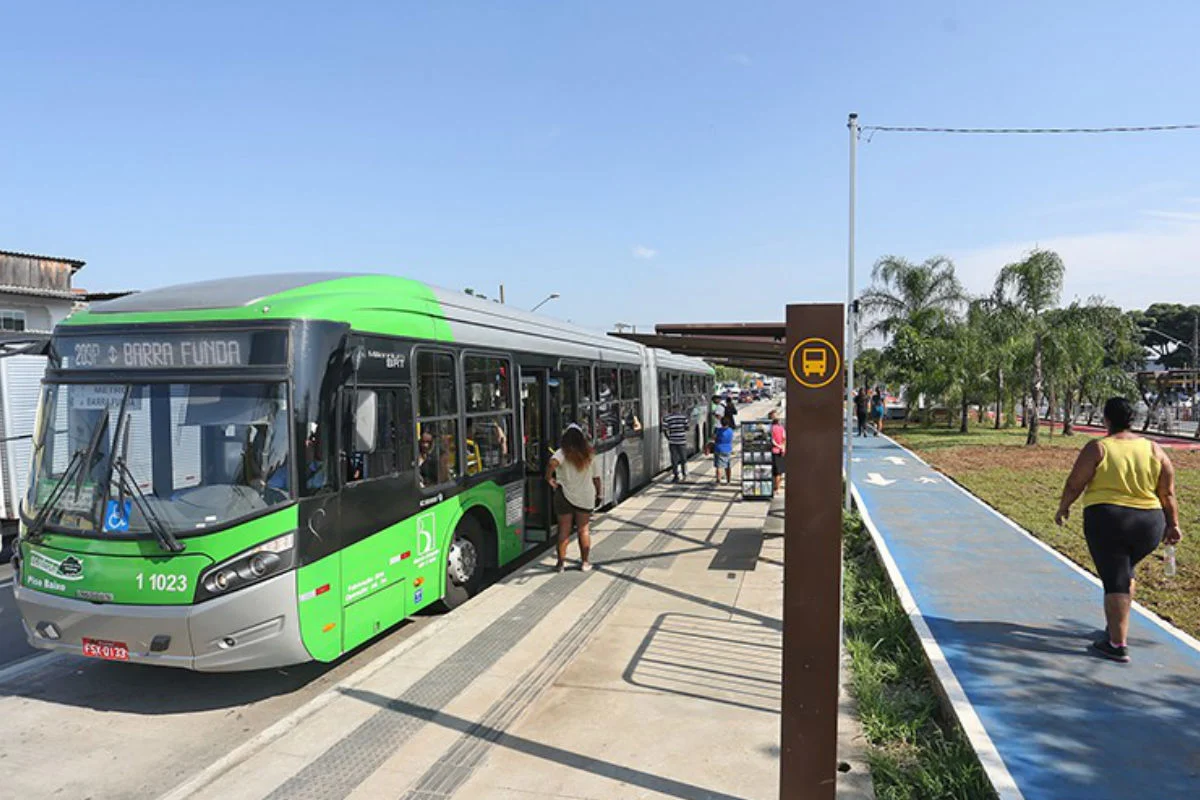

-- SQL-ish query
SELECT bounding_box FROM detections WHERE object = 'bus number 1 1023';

[136,573,189,593]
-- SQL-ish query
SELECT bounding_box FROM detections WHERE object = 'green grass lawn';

[893,425,1200,640]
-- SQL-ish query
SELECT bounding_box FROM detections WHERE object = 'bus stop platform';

[852,435,1200,800]
[165,453,872,800]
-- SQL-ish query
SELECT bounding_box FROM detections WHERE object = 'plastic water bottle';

[1165,545,1177,577]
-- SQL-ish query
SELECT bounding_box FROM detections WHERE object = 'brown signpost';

[780,303,844,800]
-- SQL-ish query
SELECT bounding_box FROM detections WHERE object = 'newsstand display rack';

[740,420,774,500]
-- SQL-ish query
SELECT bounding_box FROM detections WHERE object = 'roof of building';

[0,284,83,302]
[612,322,787,376]
[0,249,86,269]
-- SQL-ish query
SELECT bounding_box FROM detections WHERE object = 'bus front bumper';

[13,571,312,672]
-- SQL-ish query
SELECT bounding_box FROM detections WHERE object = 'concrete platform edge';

[158,603,463,800]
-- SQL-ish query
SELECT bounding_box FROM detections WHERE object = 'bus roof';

[69,273,712,373]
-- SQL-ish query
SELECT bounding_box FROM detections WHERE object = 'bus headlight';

[196,533,297,602]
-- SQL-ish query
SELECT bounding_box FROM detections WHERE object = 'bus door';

[520,369,562,542]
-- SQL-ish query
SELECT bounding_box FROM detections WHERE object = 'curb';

[851,483,1024,800]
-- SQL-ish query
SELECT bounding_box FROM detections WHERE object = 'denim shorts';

[714,451,731,468]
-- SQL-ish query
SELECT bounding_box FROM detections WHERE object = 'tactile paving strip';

[398,499,697,798]
[263,494,703,800]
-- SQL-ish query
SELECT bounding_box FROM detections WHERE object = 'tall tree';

[976,296,1026,429]
[1078,305,1141,424]
[1044,304,1103,435]
[944,301,993,433]
[859,255,966,339]
[1130,304,1200,369]
[994,249,1065,445]
[854,347,885,391]
[859,255,965,419]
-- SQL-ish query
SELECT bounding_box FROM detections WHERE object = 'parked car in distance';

[885,398,907,420]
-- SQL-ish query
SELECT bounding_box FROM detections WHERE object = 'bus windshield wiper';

[111,456,184,553]
[106,390,182,553]
[25,415,110,543]
[25,450,84,543]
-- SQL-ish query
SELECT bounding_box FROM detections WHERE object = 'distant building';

[0,250,132,554]
[0,249,90,332]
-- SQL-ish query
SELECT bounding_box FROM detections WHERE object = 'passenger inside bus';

[418,427,457,487]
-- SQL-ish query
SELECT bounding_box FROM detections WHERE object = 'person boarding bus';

[546,425,603,573]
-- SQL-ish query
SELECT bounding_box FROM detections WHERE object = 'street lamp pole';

[844,113,858,512]
[531,293,560,313]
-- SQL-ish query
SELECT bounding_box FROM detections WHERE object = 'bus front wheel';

[439,518,485,611]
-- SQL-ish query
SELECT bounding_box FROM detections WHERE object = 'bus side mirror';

[352,390,378,453]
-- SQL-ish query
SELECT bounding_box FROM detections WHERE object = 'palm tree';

[994,249,1065,445]
[859,255,966,339]
[976,296,1025,429]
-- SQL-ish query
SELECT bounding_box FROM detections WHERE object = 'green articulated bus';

[12,273,712,671]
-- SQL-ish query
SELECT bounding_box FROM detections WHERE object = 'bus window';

[343,387,413,484]
[464,355,512,414]
[466,415,511,472]
[464,355,515,474]
[416,351,459,488]
[620,368,642,436]
[417,419,458,487]
[578,365,595,438]
[417,351,457,418]
[596,367,619,441]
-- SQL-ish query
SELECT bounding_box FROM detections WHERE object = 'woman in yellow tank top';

[1056,397,1182,663]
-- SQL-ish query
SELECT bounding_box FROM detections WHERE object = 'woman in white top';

[546,425,602,573]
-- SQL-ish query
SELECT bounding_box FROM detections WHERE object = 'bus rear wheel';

[439,518,485,611]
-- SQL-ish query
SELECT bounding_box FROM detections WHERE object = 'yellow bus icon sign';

[802,348,826,378]
[789,338,841,389]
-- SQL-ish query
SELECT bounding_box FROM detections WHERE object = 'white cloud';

[949,211,1200,309]
[727,53,752,67]
[632,245,658,260]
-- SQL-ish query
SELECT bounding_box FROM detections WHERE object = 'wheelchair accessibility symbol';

[104,500,132,533]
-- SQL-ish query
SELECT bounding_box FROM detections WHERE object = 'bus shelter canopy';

[609,322,786,376]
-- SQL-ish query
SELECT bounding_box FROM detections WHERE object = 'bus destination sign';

[59,332,284,371]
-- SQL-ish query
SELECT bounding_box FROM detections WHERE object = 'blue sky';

[4,2,1200,331]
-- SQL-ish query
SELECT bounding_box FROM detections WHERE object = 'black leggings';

[1083,504,1165,594]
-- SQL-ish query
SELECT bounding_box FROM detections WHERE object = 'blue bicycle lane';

[850,434,1200,800]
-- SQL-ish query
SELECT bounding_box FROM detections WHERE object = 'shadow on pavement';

[624,612,781,714]
[0,627,400,713]
[340,687,746,800]
[922,613,1200,797]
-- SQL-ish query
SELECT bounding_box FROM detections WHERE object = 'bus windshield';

[27,381,293,536]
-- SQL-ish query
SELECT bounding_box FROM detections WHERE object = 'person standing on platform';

[711,416,735,485]
[546,425,602,573]
[723,396,738,429]
[769,410,786,494]
[1055,397,1183,663]
[854,388,869,436]
[663,405,691,482]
